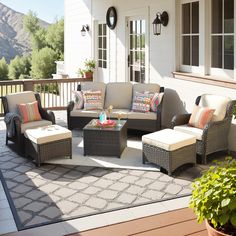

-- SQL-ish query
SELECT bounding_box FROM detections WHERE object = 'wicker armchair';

[170,95,234,164]
[2,91,55,155]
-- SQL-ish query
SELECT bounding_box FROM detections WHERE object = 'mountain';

[0,2,49,62]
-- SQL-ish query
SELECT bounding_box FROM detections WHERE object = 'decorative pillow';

[72,91,84,109]
[17,101,42,123]
[83,90,103,110]
[150,92,164,112]
[132,92,152,113]
[189,105,215,129]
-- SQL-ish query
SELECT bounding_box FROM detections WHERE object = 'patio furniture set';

[2,82,234,175]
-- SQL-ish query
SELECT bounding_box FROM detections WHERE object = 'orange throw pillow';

[189,105,215,129]
[18,101,42,123]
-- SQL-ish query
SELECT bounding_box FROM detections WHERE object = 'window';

[181,1,199,67]
[179,0,235,79]
[211,0,234,70]
[98,24,107,68]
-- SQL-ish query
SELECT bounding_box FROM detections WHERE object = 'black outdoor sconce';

[81,24,89,36]
[152,11,169,36]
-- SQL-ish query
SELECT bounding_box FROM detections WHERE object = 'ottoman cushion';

[25,125,72,144]
[142,129,196,151]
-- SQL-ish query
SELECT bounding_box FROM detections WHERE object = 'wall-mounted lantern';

[81,25,89,36]
[152,11,169,36]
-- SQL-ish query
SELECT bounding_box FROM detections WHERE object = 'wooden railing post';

[23,80,34,91]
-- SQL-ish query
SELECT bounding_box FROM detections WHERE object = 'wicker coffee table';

[83,119,127,157]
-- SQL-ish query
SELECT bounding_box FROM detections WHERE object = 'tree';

[0,58,9,80]
[8,56,31,80]
[46,19,64,59]
[23,11,47,50]
[31,47,57,79]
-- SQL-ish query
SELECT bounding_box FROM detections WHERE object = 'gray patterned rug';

[0,147,201,230]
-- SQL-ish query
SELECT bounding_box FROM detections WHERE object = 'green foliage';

[233,102,236,119]
[0,58,9,80]
[8,56,31,80]
[189,157,236,234]
[23,11,40,34]
[78,59,96,77]
[46,19,64,59]
[31,47,57,79]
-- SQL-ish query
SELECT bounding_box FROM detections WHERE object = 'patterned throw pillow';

[150,92,164,112]
[189,105,215,129]
[132,92,152,113]
[72,91,84,109]
[17,101,42,123]
[83,90,103,110]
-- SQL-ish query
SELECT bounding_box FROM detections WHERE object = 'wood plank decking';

[66,208,207,236]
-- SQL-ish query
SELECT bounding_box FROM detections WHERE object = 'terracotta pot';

[205,220,231,236]
[84,72,93,78]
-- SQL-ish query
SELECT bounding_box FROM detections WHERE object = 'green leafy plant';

[77,59,96,77]
[233,103,236,119]
[189,157,236,235]
[84,59,96,72]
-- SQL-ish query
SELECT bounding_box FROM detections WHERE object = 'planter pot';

[84,72,93,79]
[205,220,231,236]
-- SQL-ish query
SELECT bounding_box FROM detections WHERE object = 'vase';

[84,72,93,79]
[205,220,231,236]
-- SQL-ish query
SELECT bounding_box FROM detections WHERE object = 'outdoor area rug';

[0,147,202,231]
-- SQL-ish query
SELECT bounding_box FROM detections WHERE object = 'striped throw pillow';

[83,90,103,110]
[132,92,152,113]
[189,105,215,129]
[150,92,164,112]
[18,101,42,123]
[72,91,84,109]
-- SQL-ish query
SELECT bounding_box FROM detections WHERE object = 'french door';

[127,18,147,83]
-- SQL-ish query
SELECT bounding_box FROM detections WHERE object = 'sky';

[0,0,64,23]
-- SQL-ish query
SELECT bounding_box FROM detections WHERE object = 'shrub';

[189,157,236,234]
[0,58,9,80]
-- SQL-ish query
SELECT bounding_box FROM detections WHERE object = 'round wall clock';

[106,7,117,29]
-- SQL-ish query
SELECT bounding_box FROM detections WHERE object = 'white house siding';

[64,0,236,151]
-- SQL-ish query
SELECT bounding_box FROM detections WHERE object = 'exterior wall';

[64,0,236,151]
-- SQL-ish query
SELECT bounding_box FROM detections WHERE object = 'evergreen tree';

[0,58,9,80]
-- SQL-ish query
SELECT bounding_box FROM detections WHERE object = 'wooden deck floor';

[66,208,207,236]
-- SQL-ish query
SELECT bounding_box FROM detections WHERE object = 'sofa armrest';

[155,93,165,130]
[67,101,75,114]
[202,117,232,140]
[170,113,191,128]
[39,109,56,124]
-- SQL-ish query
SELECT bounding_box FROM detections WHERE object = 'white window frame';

[125,7,150,83]
[209,0,234,79]
[180,0,204,74]
[97,23,108,69]
[178,0,235,80]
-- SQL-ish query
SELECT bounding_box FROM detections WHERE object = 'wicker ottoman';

[142,129,196,175]
[24,125,72,166]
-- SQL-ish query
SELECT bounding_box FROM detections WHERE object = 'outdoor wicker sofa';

[2,91,55,155]
[67,82,164,132]
[171,94,234,164]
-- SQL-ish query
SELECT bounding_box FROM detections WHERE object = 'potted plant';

[78,59,96,79]
[189,157,236,236]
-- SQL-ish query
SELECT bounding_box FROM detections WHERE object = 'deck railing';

[0,78,92,116]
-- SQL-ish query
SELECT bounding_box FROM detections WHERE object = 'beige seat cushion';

[128,111,156,120]
[70,109,100,118]
[81,82,106,108]
[199,94,231,121]
[174,125,203,140]
[142,129,196,151]
[105,82,133,109]
[21,120,52,133]
[25,125,72,144]
[133,83,160,94]
[6,91,36,114]
[109,109,129,119]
